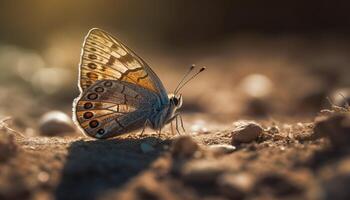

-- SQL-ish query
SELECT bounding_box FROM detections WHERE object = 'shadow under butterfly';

[54,136,170,200]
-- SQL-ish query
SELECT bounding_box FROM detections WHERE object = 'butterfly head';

[166,65,206,114]
[168,93,183,110]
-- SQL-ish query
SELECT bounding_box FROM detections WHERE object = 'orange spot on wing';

[121,70,157,93]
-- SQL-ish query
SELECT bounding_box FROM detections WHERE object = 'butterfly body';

[148,93,183,130]
[73,28,183,139]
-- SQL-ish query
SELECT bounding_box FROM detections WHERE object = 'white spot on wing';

[111,51,121,58]
[116,48,127,56]
[118,65,128,72]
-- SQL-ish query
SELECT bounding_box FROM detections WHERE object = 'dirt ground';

[1,110,350,200]
[0,37,350,200]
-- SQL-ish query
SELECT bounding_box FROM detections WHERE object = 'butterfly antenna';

[175,67,206,94]
[173,64,196,94]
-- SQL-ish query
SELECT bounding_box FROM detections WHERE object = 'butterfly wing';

[74,80,159,139]
[79,28,168,104]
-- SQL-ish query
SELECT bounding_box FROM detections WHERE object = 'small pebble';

[190,120,209,134]
[239,74,273,98]
[218,173,254,199]
[37,171,50,183]
[231,121,263,145]
[181,160,225,183]
[266,126,280,135]
[39,111,75,136]
[329,88,350,108]
[171,136,200,159]
[209,144,236,155]
[140,142,155,153]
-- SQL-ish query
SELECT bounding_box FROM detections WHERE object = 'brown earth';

[0,36,350,200]
[1,109,350,200]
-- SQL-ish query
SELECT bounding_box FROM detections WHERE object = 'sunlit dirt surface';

[1,118,349,200]
[0,36,350,200]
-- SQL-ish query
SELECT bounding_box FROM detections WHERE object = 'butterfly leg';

[166,115,178,135]
[170,121,175,135]
[140,119,150,137]
[179,114,186,134]
[175,115,182,135]
[158,128,162,138]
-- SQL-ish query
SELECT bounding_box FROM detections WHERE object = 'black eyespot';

[87,63,97,69]
[83,112,94,119]
[88,54,97,60]
[97,129,105,135]
[84,102,93,109]
[104,81,112,87]
[87,93,98,100]
[95,87,104,93]
[89,120,99,128]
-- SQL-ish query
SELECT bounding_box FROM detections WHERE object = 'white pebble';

[39,111,75,136]
[239,74,273,98]
[209,144,236,154]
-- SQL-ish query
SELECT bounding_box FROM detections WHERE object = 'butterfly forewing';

[79,28,168,102]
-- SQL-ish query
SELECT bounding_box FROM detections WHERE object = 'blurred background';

[0,0,350,132]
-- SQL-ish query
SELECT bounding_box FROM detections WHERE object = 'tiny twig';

[0,117,25,138]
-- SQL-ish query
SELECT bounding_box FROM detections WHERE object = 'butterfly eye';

[173,98,179,106]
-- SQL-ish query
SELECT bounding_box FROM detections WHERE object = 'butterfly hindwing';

[74,80,159,139]
[79,28,168,103]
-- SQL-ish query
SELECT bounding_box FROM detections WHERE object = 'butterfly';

[73,28,205,139]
